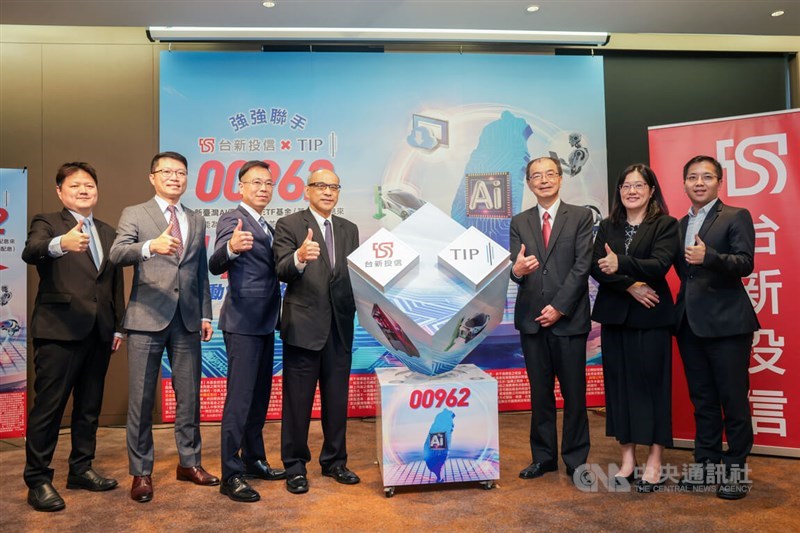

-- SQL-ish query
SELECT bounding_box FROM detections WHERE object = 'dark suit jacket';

[109,198,212,332]
[208,206,280,335]
[273,208,359,351]
[22,209,124,342]
[510,201,593,336]
[591,215,679,329]
[675,200,760,337]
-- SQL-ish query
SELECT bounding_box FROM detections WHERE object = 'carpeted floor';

[0,411,797,532]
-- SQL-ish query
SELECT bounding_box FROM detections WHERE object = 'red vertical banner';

[649,109,800,456]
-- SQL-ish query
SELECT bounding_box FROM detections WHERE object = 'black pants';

[281,324,352,477]
[677,320,753,469]
[220,332,275,482]
[24,322,112,488]
[521,329,590,469]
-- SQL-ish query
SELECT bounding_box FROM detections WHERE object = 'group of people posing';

[22,150,757,513]
[24,152,358,511]
[511,155,757,500]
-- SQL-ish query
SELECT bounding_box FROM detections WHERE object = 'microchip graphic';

[428,432,448,450]
[465,172,511,219]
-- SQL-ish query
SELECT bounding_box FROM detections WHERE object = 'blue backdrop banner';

[159,51,608,420]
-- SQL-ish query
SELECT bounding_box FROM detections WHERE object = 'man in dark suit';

[209,160,286,502]
[509,156,593,483]
[22,162,124,512]
[273,168,360,494]
[110,151,218,503]
[675,155,759,500]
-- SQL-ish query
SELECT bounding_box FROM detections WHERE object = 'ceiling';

[1,0,798,37]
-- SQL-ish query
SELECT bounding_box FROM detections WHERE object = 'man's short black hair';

[683,155,723,181]
[238,160,271,180]
[150,151,188,173]
[56,162,97,187]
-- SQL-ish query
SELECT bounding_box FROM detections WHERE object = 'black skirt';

[601,324,673,446]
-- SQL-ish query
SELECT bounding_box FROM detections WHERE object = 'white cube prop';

[348,204,511,376]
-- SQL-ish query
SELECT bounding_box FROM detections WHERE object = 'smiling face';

[305,168,340,218]
[239,165,273,212]
[620,170,653,213]
[149,156,188,204]
[57,169,98,217]
[526,158,562,208]
[684,160,721,210]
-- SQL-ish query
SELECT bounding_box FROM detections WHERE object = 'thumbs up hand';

[512,243,540,277]
[297,228,320,263]
[149,219,181,256]
[228,219,254,254]
[61,219,91,253]
[685,234,706,265]
[598,243,619,274]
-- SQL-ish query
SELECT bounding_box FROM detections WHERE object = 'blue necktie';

[84,218,101,269]
[324,219,334,270]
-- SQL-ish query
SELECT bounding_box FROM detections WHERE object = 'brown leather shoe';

[176,465,220,486]
[130,475,153,503]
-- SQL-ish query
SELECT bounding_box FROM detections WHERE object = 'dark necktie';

[258,216,272,246]
[324,219,334,270]
[167,205,184,258]
[542,211,552,248]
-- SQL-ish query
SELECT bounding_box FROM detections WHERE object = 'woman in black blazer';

[591,164,679,493]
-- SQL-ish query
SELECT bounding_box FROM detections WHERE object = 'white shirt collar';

[309,207,332,230]
[154,195,183,214]
[538,198,561,220]
[688,197,718,218]
[239,202,264,223]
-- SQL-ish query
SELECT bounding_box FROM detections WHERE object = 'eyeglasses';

[307,182,342,192]
[153,168,188,178]
[685,173,718,184]
[619,182,649,192]
[527,171,560,183]
[241,179,274,189]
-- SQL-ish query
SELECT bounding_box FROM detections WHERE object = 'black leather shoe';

[286,474,309,494]
[220,475,260,503]
[636,478,666,494]
[28,482,65,512]
[717,482,750,500]
[322,464,360,485]
[66,468,118,492]
[245,460,287,481]
[519,461,558,479]
[612,472,636,489]
[615,472,636,483]
[677,459,718,492]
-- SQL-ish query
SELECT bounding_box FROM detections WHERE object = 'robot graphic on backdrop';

[549,133,590,177]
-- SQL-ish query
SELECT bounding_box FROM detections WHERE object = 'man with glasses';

[209,160,286,502]
[273,168,360,494]
[110,151,218,503]
[509,156,593,485]
[675,155,759,500]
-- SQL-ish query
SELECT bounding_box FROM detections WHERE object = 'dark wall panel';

[603,53,789,198]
